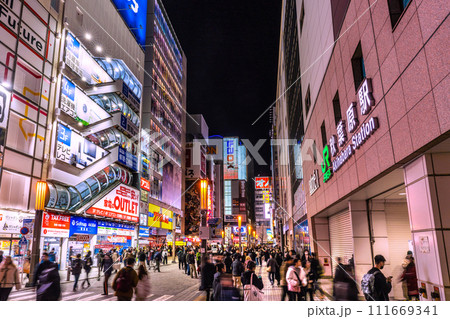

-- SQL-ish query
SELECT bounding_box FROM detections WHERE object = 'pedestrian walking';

[333,262,359,301]
[199,256,215,301]
[48,248,56,263]
[280,255,294,301]
[81,251,93,288]
[266,254,278,286]
[138,249,147,268]
[153,250,162,272]
[231,255,244,288]
[101,252,114,295]
[177,249,185,270]
[361,254,392,301]
[33,253,61,301]
[224,253,233,274]
[188,251,197,279]
[112,258,139,301]
[242,261,264,301]
[71,254,83,291]
[0,255,21,301]
[112,250,120,273]
[400,254,419,300]
[135,265,151,301]
[96,249,104,281]
[162,248,168,265]
[286,258,307,301]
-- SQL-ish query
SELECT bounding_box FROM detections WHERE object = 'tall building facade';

[0,0,186,268]
[280,0,449,300]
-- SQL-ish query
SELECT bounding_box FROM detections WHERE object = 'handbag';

[266,266,272,273]
[243,273,264,301]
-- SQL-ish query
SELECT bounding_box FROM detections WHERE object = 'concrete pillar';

[312,217,332,277]
[404,153,450,301]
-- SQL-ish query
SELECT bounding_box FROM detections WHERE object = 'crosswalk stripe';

[8,290,34,297]
[152,294,173,301]
[9,291,35,299]
[63,292,97,301]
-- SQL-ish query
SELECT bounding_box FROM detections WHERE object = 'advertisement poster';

[69,216,97,236]
[160,209,173,230]
[223,138,238,179]
[56,122,108,169]
[65,32,112,85]
[184,180,201,236]
[60,76,110,126]
[162,162,181,210]
[0,211,32,234]
[118,146,138,171]
[148,203,161,228]
[97,221,134,236]
[41,212,71,237]
[87,184,139,222]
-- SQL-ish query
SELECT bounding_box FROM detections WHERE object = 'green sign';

[321,145,332,183]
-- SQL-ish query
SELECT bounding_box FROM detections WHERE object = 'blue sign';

[19,237,28,245]
[98,221,135,231]
[61,76,75,101]
[57,123,71,146]
[112,0,148,47]
[118,146,138,171]
[139,226,149,237]
[70,216,98,236]
[66,32,80,58]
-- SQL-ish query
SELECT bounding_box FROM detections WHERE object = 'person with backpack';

[0,255,21,300]
[112,257,139,301]
[101,252,114,295]
[33,253,61,301]
[71,254,83,291]
[286,258,307,301]
[135,265,151,301]
[81,251,93,288]
[362,254,392,301]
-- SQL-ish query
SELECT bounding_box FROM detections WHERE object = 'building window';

[313,140,317,163]
[320,122,327,148]
[332,91,342,126]
[388,0,412,29]
[351,42,365,91]
[299,2,305,34]
[305,86,311,116]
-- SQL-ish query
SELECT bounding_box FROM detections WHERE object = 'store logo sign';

[112,0,148,47]
[321,145,332,183]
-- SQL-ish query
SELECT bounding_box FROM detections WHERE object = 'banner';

[161,209,173,230]
[69,216,97,236]
[41,212,71,237]
[0,211,32,234]
[97,221,135,236]
[148,203,161,228]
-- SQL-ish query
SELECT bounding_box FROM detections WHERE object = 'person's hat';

[407,250,413,255]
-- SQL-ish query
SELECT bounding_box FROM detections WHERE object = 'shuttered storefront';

[385,201,412,300]
[329,210,354,275]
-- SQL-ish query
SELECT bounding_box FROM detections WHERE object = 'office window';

[313,140,317,163]
[299,2,305,34]
[388,0,412,29]
[321,121,327,148]
[332,91,342,126]
[351,42,365,91]
[305,86,311,116]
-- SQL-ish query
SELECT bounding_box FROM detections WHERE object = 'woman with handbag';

[286,258,307,301]
[0,256,21,301]
[242,261,264,301]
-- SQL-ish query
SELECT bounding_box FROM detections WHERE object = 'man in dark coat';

[200,256,216,301]
[33,253,61,301]
[224,253,233,274]
[101,252,114,295]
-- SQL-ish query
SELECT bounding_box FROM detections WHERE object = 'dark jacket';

[367,267,392,301]
[187,253,195,265]
[83,256,92,272]
[241,271,264,290]
[71,258,83,275]
[224,256,233,273]
[401,262,418,296]
[333,264,358,301]
[232,260,244,276]
[101,254,114,275]
[266,258,278,273]
[34,261,61,301]
[200,262,215,290]
[112,266,139,300]
[139,252,147,262]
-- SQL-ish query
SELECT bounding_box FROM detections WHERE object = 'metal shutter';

[329,210,353,275]
[385,202,412,300]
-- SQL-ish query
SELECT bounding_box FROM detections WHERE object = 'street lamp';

[28,181,48,286]
[247,225,251,248]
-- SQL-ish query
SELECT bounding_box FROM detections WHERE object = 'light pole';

[247,225,251,248]
[28,181,47,287]
[238,216,242,254]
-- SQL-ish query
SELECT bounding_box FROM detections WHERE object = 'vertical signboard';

[223,138,238,179]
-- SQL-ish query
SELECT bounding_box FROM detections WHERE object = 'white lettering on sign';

[351,117,379,150]
[346,102,359,133]
[358,79,375,115]
[336,120,347,147]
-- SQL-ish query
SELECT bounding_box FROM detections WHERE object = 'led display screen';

[111,0,148,47]
[223,138,238,179]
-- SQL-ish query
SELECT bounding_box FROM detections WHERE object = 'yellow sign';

[148,203,161,228]
[175,241,186,246]
[161,208,173,230]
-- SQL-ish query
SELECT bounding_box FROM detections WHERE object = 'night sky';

[162,0,282,176]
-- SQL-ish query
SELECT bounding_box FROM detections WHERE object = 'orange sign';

[140,177,150,191]
[41,212,71,237]
[255,177,270,189]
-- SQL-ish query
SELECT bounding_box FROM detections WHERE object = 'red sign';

[41,212,71,237]
[76,235,90,242]
[255,177,270,189]
[140,178,150,191]
[87,184,139,222]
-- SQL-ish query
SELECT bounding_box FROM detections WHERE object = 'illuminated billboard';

[223,138,238,179]
[60,76,110,126]
[112,0,148,47]
[56,123,108,169]
[238,145,247,180]
[255,177,270,189]
[65,32,113,85]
